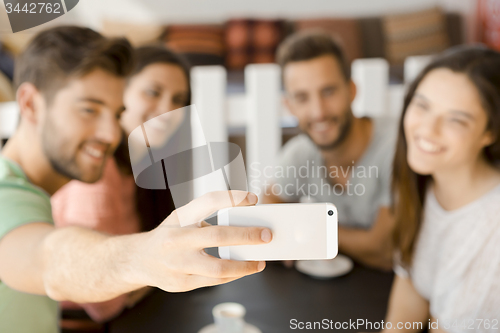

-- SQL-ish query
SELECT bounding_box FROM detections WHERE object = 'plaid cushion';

[225,19,283,70]
[383,7,449,64]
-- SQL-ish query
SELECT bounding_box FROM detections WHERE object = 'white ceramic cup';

[212,302,246,333]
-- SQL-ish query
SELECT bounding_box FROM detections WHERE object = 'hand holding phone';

[218,203,338,261]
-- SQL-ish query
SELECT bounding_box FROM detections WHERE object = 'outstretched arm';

[0,191,272,303]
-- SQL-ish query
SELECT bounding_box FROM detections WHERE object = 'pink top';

[51,158,141,322]
[52,158,140,234]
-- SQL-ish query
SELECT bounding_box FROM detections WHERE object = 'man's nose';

[95,114,122,146]
[420,113,442,137]
[309,95,329,121]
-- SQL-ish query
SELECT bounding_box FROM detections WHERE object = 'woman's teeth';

[416,138,442,153]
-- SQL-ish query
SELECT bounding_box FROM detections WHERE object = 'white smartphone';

[217,203,338,261]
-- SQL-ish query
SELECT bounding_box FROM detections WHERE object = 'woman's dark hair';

[115,44,192,232]
[132,44,192,104]
[392,45,500,265]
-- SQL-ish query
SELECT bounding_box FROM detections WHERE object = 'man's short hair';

[14,25,134,102]
[276,30,350,81]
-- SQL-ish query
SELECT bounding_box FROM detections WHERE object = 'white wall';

[4,0,477,43]
[59,0,443,29]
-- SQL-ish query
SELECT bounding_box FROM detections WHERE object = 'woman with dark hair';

[51,45,191,325]
[383,46,500,332]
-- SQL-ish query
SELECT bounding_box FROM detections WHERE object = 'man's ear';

[349,79,357,104]
[16,82,43,125]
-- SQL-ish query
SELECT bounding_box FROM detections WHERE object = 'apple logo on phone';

[1,0,79,33]
[128,105,248,226]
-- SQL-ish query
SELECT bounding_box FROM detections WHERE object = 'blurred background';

[0,0,499,183]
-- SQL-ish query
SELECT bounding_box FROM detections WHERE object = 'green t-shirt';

[0,156,59,333]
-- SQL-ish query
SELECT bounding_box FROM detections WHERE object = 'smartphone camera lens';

[328,210,334,216]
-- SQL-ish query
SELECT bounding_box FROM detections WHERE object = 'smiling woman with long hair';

[383,46,500,332]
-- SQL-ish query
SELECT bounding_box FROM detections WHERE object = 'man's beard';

[305,111,354,151]
[41,120,107,183]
